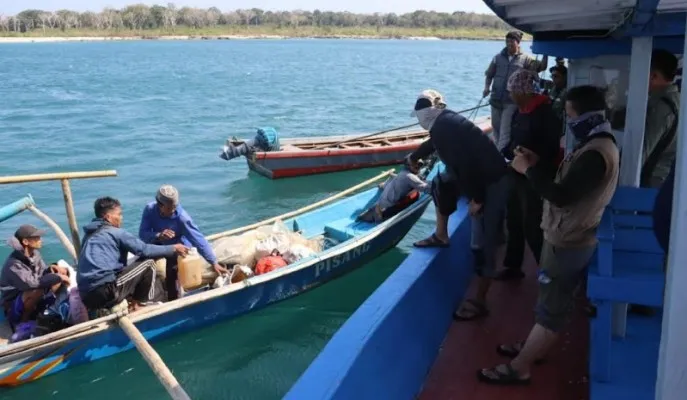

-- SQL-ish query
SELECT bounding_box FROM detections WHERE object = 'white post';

[613,36,653,338]
[655,16,687,400]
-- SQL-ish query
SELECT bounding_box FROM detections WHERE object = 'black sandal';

[477,363,531,385]
[496,341,546,365]
[453,299,489,321]
[413,233,449,248]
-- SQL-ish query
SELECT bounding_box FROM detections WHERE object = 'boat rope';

[313,103,490,150]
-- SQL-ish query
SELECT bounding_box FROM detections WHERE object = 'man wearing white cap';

[408,89,510,321]
[139,185,226,300]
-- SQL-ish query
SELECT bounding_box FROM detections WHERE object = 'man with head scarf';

[484,31,549,153]
[408,89,510,321]
[478,85,619,385]
[497,69,562,282]
[139,185,226,300]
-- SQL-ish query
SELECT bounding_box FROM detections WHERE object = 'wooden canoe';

[239,116,491,179]
[0,167,438,388]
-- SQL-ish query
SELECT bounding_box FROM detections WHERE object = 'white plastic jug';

[177,248,209,290]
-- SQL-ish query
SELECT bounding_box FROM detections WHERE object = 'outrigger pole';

[0,170,191,400]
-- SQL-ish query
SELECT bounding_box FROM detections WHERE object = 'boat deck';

[418,255,590,400]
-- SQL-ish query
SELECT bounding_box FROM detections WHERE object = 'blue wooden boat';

[0,167,436,388]
[286,1,687,399]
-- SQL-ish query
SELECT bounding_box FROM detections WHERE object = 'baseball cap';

[14,224,46,241]
[410,89,446,117]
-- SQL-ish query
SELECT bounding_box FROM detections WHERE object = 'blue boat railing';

[0,195,35,224]
[0,170,118,260]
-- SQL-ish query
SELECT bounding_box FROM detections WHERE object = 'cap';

[410,89,446,117]
[507,69,539,94]
[14,224,46,241]
[38,273,62,289]
[156,185,179,207]
[506,31,524,43]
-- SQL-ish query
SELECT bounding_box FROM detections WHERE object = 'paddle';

[310,103,490,151]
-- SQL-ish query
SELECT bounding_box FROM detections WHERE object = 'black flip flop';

[453,299,489,321]
[496,342,546,365]
[477,363,531,385]
[413,233,449,248]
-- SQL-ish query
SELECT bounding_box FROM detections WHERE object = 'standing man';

[498,69,562,281]
[408,89,510,321]
[139,185,226,300]
[478,85,620,385]
[641,49,680,188]
[549,64,568,129]
[484,30,549,152]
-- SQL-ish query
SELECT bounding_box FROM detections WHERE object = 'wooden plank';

[0,170,117,185]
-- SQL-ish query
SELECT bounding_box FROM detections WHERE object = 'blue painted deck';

[287,185,666,400]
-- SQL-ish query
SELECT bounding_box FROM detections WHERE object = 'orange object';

[255,255,287,275]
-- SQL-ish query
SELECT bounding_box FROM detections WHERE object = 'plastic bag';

[283,244,317,264]
[255,255,287,275]
[254,220,323,262]
[212,231,261,266]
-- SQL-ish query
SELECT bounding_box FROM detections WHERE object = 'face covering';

[415,107,443,130]
[567,110,611,141]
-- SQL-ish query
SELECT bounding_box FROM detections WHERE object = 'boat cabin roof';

[484,0,687,41]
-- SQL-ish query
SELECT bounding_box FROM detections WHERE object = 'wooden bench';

[587,186,664,382]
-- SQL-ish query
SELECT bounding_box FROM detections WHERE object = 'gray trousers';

[490,104,518,152]
[470,174,511,278]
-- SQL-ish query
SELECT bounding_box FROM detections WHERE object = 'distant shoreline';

[0,34,506,44]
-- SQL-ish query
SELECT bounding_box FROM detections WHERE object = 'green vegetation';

[0,5,516,40]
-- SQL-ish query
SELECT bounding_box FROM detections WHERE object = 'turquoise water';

[0,39,500,399]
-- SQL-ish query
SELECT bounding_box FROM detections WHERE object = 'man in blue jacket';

[139,185,226,300]
[77,197,189,312]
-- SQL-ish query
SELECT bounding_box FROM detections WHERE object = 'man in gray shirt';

[358,160,429,222]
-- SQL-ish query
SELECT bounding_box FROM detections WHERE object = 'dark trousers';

[504,172,544,269]
[165,257,180,301]
[81,259,163,310]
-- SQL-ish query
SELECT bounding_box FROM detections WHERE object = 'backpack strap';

[642,96,679,186]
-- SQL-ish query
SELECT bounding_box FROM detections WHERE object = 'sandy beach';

[0,35,462,44]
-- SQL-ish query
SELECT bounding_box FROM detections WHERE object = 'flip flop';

[496,341,546,365]
[453,299,489,321]
[477,363,531,385]
[413,233,449,248]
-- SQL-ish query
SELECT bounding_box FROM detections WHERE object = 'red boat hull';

[247,118,493,179]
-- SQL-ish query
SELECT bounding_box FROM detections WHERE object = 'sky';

[0,0,494,16]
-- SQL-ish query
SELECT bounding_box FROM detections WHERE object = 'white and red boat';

[221,117,492,179]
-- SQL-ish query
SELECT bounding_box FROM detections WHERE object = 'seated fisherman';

[357,159,429,222]
[139,185,226,300]
[1,225,70,328]
[77,197,190,312]
[220,127,280,161]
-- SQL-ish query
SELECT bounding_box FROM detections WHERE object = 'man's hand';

[213,263,228,275]
[50,264,69,276]
[58,273,71,284]
[378,182,385,190]
[158,229,176,241]
[511,146,539,175]
[173,244,190,256]
[469,200,483,216]
[483,87,490,98]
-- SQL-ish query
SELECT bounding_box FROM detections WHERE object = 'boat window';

[589,63,629,131]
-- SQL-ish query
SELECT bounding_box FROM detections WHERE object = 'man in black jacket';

[498,69,562,281]
[409,89,510,321]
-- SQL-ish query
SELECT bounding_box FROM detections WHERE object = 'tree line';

[0,4,510,33]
